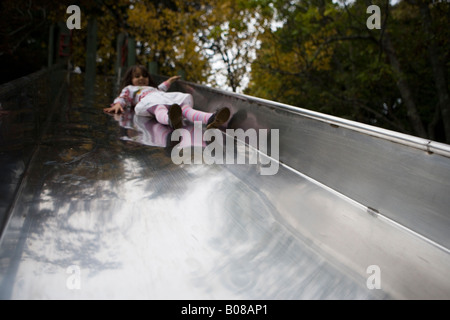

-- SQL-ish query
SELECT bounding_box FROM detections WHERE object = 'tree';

[0,0,60,83]
[408,0,450,141]
[126,0,211,82]
[245,0,450,143]
[195,0,263,92]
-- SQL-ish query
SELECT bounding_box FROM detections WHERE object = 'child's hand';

[104,103,124,114]
[167,75,181,85]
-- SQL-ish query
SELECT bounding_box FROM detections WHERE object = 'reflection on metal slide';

[0,68,449,299]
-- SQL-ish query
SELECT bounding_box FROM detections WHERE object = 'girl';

[104,65,230,130]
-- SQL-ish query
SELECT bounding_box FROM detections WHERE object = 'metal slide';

[0,68,449,299]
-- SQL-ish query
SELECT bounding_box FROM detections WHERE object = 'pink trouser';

[135,93,212,125]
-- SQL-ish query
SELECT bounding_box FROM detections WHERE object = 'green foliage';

[1,0,449,142]
[245,0,450,142]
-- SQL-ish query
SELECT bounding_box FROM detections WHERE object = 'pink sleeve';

[158,81,170,92]
[112,86,133,107]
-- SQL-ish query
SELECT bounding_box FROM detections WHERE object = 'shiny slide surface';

[0,70,449,299]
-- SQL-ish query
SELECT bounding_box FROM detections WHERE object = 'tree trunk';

[419,1,450,143]
[381,32,428,138]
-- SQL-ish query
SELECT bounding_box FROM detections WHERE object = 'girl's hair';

[121,65,157,90]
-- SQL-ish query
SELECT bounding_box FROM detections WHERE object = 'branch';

[306,34,376,71]
[330,92,408,133]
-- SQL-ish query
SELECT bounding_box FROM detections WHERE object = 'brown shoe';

[206,107,231,129]
[168,104,183,130]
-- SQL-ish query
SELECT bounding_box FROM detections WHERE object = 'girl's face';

[131,69,149,86]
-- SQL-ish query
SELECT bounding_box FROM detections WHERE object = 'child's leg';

[151,122,173,146]
[135,100,163,119]
[151,104,183,129]
[135,100,170,125]
[137,102,182,129]
[153,105,170,125]
[180,94,212,124]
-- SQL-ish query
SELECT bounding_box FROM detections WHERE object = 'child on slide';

[104,65,230,130]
